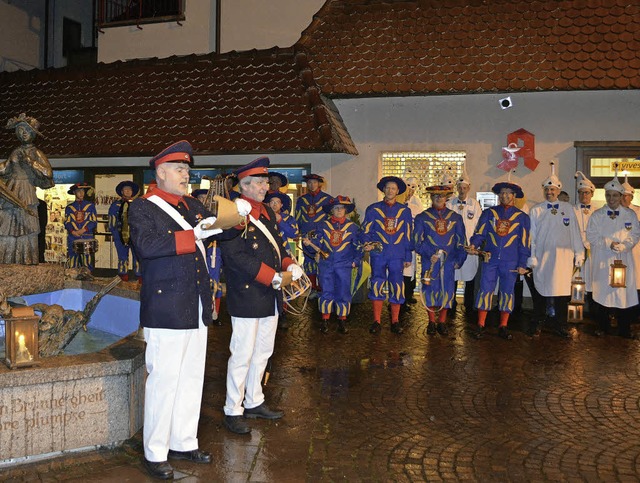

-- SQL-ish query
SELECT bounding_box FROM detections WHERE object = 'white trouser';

[224,306,278,416]
[143,302,208,462]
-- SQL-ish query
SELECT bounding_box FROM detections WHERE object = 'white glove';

[194,217,222,240]
[612,243,625,252]
[287,264,304,281]
[234,198,252,216]
[527,256,538,269]
[574,255,585,268]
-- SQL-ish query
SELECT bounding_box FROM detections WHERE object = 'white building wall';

[0,0,45,71]
[331,90,640,214]
[97,2,217,63]
[219,0,324,52]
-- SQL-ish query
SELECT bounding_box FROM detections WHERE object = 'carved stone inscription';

[0,388,104,431]
[0,377,129,460]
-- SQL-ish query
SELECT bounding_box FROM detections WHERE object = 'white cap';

[541,162,562,189]
[604,165,625,193]
[574,171,595,192]
[405,176,419,190]
[457,163,471,186]
[622,172,635,195]
[441,170,456,190]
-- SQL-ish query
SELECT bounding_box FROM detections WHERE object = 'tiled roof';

[0,48,358,158]
[297,0,640,97]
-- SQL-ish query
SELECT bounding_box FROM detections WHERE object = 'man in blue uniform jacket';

[129,140,249,480]
[220,156,304,435]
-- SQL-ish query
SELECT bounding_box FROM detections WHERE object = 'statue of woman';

[0,113,54,264]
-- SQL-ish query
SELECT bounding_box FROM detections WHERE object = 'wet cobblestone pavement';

[3,299,640,482]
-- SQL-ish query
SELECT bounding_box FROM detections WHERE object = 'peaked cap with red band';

[149,140,194,169]
[234,156,270,180]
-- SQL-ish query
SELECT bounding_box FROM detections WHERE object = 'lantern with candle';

[610,258,627,288]
[567,270,586,322]
[4,306,39,369]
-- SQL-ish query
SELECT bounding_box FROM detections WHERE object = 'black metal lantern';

[4,307,40,369]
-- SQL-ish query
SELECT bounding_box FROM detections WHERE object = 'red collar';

[144,187,188,208]
[384,199,396,207]
[242,195,270,220]
[331,216,346,224]
[500,203,514,209]
[309,189,321,196]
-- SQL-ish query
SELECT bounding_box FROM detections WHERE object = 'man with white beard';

[528,163,584,337]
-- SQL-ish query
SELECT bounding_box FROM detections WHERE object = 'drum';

[72,238,98,255]
[283,272,312,303]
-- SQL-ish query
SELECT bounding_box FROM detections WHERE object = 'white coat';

[529,200,583,297]
[446,196,481,281]
[403,195,424,278]
[573,202,595,292]
[586,206,640,309]
[627,204,640,289]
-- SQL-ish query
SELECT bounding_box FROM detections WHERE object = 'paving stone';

[1,301,640,480]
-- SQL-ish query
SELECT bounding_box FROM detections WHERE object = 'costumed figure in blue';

[363,176,413,335]
[414,175,467,337]
[192,189,224,324]
[64,183,97,270]
[294,173,331,293]
[108,180,141,281]
[467,171,531,340]
[264,191,299,330]
[265,191,298,245]
[307,196,362,335]
[267,172,292,213]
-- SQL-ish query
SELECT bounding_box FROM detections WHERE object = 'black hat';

[115,180,140,197]
[67,183,92,195]
[376,176,406,195]
[322,195,356,214]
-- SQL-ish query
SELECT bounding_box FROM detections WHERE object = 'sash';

[250,215,281,264]
[147,195,207,265]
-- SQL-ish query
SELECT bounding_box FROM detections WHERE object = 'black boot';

[338,319,348,334]
[320,319,329,334]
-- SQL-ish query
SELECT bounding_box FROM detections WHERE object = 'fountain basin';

[0,280,145,465]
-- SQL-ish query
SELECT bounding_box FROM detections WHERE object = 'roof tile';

[297,0,640,96]
[0,48,358,157]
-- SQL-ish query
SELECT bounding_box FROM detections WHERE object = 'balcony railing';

[96,0,185,29]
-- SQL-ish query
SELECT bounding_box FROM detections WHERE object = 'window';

[575,141,640,206]
[97,0,185,29]
[381,151,466,208]
[63,18,82,57]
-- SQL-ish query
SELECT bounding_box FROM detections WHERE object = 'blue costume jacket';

[108,199,140,276]
[414,207,467,308]
[206,240,223,300]
[470,204,531,312]
[295,189,331,275]
[316,217,363,317]
[363,200,412,304]
[64,200,97,269]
